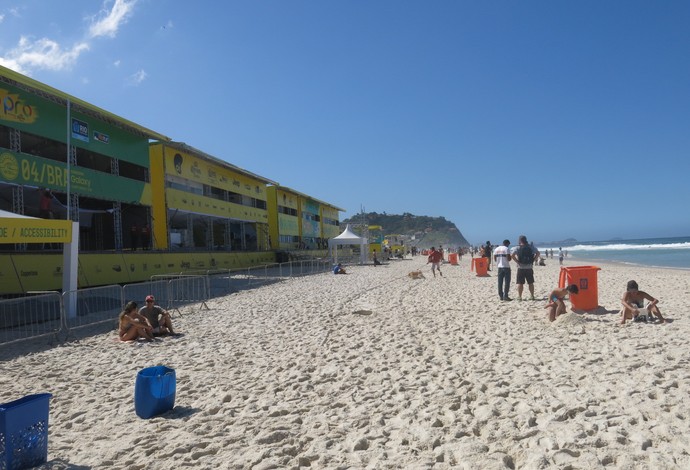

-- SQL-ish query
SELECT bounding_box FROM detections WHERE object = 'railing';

[62,285,123,337]
[0,292,63,346]
[0,258,334,347]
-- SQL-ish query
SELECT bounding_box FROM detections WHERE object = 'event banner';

[162,145,267,199]
[0,149,151,204]
[301,218,320,238]
[0,218,72,243]
[166,188,268,222]
[0,83,150,166]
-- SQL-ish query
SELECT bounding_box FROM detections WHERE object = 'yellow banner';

[0,218,72,243]
[0,254,24,294]
[0,88,39,124]
[166,188,268,222]
[11,254,64,292]
[163,147,267,199]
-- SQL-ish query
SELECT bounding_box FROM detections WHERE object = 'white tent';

[328,224,368,265]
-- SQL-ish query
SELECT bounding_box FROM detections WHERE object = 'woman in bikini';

[544,284,579,322]
[119,301,154,341]
[620,280,665,324]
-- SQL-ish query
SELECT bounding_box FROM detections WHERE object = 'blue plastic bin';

[134,366,176,419]
[0,393,52,470]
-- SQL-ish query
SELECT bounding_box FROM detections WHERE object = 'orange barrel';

[448,253,458,265]
[558,266,601,310]
[471,257,488,276]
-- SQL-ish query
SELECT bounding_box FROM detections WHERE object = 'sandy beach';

[1,255,689,469]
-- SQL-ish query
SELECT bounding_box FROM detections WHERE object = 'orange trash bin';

[558,266,601,310]
[471,257,488,276]
[448,253,458,265]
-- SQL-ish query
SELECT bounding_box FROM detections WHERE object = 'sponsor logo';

[94,131,110,144]
[1,89,38,123]
[0,152,19,180]
[72,118,89,142]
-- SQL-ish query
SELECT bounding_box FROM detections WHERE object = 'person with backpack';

[511,235,540,301]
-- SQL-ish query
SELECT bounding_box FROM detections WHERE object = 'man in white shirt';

[493,239,512,301]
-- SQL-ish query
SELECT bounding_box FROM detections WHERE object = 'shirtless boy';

[545,284,579,322]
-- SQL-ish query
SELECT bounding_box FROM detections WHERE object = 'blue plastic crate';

[0,393,52,470]
[134,366,176,419]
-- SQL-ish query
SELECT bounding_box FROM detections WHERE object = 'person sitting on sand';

[333,263,347,274]
[545,284,579,322]
[139,295,178,335]
[620,280,666,324]
[119,301,154,341]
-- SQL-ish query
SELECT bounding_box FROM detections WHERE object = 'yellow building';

[0,65,344,293]
[150,142,277,252]
[266,186,343,250]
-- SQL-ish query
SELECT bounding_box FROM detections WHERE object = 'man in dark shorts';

[511,235,539,301]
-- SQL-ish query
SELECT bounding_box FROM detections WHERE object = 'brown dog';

[408,270,425,279]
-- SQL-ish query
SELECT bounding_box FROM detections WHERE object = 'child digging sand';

[545,284,579,322]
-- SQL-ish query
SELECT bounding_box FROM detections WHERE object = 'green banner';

[1,83,149,166]
[0,149,150,204]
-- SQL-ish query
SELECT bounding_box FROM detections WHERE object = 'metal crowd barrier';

[164,275,209,313]
[0,292,63,346]
[62,285,123,334]
[0,258,334,346]
[123,279,171,311]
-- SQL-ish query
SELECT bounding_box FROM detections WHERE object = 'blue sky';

[1,0,689,245]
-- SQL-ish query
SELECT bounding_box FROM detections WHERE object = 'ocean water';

[538,236,690,270]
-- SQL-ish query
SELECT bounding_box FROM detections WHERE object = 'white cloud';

[0,57,27,75]
[88,0,137,39]
[0,0,137,76]
[113,59,121,67]
[127,69,147,86]
[0,36,89,74]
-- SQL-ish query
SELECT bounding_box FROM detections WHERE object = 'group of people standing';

[491,235,539,301]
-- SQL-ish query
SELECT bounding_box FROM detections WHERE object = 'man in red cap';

[138,295,177,336]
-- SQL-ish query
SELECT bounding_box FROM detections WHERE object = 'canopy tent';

[328,224,368,265]
[0,209,79,316]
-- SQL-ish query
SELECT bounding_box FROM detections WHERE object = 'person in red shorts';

[427,246,443,278]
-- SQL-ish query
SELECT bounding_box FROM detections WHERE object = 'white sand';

[1,256,689,469]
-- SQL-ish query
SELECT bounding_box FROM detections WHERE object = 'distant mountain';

[342,212,470,248]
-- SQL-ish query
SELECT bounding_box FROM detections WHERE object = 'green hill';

[342,212,470,248]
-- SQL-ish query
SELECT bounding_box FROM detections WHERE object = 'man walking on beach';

[511,235,538,300]
[494,239,512,301]
[427,246,443,277]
